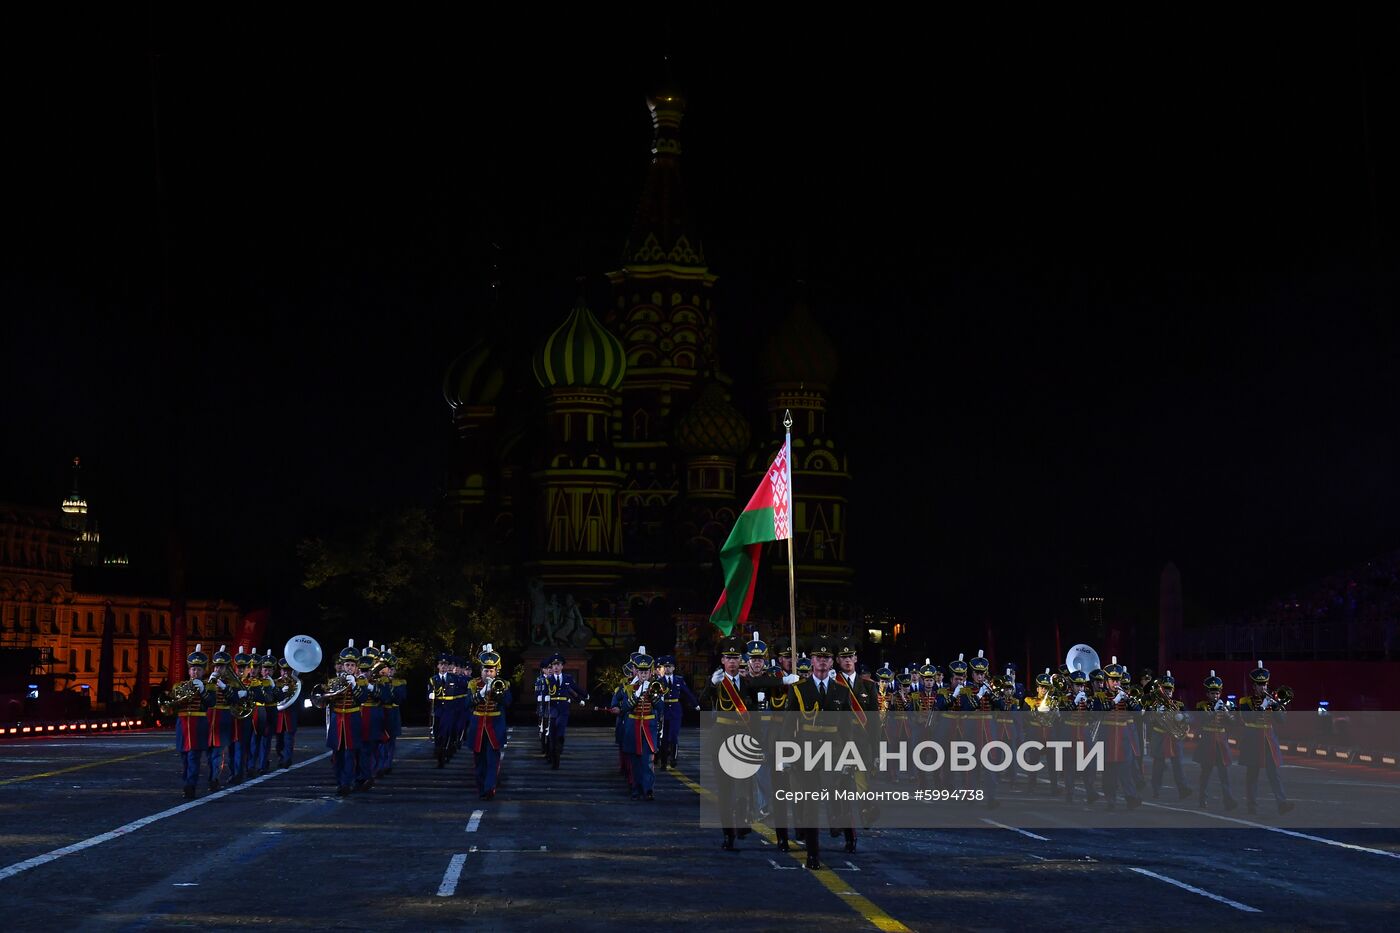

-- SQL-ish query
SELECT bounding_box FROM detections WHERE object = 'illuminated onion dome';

[532,298,627,390]
[675,383,751,456]
[761,296,838,389]
[443,340,506,410]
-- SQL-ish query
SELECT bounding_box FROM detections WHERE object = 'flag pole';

[783,410,798,667]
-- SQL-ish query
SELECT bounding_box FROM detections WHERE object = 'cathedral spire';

[620,71,704,269]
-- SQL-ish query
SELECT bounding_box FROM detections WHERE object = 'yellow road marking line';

[669,767,911,932]
[0,749,165,786]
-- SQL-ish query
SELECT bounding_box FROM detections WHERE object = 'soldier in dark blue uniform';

[205,647,245,791]
[534,659,550,758]
[1146,671,1193,800]
[540,652,587,769]
[784,637,854,869]
[249,651,279,775]
[655,654,698,771]
[161,645,217,799]
[356,643,384,787]
[467,645,511,800]
[429,653,464,768]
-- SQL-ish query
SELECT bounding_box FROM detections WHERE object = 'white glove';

[694,705,701,711]
[1074,690,1086,705]
[976,683,989,698]
[1213,699,1225,711]
[1261,697,1274,710]
[217,679,229,690]
[237,690,248,699]
[1115,689,1127,703]
[782,673,800,685]
[639,680,650,693]
[710,669,724,685]
[281,685,291,694]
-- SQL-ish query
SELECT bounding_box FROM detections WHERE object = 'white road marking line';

[1144,801,1400,860]
[768,858,798,870]
[0,750,331,883]
[466,809,484,832]
[437,853,468,897]
[1127,867,1261,913]
[981,818,1049,841]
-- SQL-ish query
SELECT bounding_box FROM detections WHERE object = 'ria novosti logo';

[717,733,765,779]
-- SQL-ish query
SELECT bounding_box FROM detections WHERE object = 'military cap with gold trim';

[1249,659,1271,684]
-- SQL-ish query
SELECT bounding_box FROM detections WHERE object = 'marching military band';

[159,634,1300,871]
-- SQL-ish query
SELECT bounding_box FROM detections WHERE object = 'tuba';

[275,671,302,712]
[219,666,254,720]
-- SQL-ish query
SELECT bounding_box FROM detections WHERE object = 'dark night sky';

[2,8,1397,644]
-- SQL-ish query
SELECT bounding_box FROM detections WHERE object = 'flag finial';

[783,409,793,431]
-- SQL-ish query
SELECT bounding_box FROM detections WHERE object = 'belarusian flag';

[710,436,792,635]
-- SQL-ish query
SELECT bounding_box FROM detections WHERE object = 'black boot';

[844,829,857,854]
[721,830,736,851]
[805,830,822,869]
[777,828,790,852]
[183,786,196,800]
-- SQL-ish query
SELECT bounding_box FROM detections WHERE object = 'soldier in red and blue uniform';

[164,646,217,799]
[1023,668,1061,795]
[1098,658,1144,810]
[205,647,245,791]
[1193,670,1238,811]
[274,657,299,769]
[247,651,279,775]
[656,654,699,771]
[357,643,385,787]
[377,651,406,775]
[1147,671,1193,800]
[620,647,666,800]
[315,641,366,797]
[1236,660,1294,815]
[467,645,511,800]
[229,648,257,784]
[540,652,587,769]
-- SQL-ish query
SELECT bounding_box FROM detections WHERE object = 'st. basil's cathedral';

[441,86,857,675]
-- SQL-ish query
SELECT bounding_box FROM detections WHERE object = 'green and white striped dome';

[532,298,627,391]
[443,340,506,409]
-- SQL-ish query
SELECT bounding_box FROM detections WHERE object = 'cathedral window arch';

[804,450,840,472]
[673,350,696,369]
[632,409,649,440]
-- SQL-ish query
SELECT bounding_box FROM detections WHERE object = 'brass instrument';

[217,666,254,720]
[1267,686,1294,710]
[275,671,302,712]
[992,673,1018,706]
[488,677,509,700]
[641,678,666,704]
[311,670,356,706]
[157,678,203,716]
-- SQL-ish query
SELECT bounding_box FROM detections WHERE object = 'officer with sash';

[701,636,794,849]
[1236,660,1294,815]
[466,644,511,800]
[784,636,855,869]
[164,645,217,799]
[1193,670,1238,811]
[540,652,587,769]
[654,655,698,771]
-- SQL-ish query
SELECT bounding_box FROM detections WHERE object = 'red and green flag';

[710,436,792,635]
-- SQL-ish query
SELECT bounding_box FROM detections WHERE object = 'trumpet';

[1266,686,1294,710]
[641,678,666,704]
[487,677,508,700]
